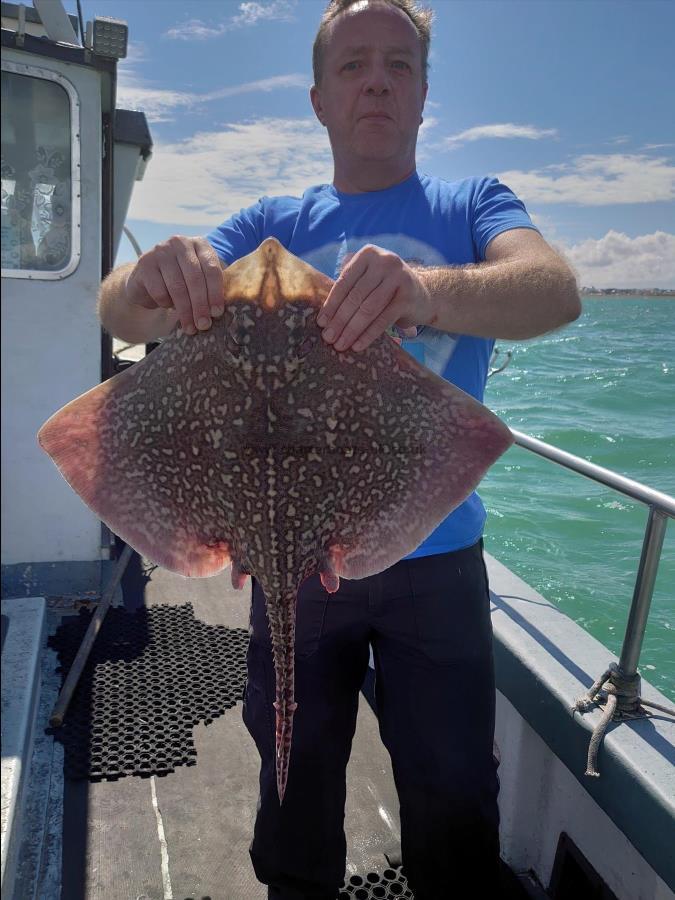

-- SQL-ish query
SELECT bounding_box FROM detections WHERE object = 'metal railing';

[510,429,674,684]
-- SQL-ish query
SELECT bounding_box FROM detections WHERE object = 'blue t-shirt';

[205,171,538,558]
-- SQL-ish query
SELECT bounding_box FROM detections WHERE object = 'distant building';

[580,287,675,296]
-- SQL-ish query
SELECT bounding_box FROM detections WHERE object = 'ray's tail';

[266,593,298,804]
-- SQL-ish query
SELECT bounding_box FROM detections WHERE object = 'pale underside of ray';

[38,237,513,802]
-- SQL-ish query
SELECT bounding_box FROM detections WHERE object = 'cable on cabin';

[572,662,675,777]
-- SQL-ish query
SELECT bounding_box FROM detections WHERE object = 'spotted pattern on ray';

[38,237,513,803]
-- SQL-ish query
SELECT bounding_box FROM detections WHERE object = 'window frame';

[1,59,82,280]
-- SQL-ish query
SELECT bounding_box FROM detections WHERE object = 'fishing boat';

[2,3,673,898]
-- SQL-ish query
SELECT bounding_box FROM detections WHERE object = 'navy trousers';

[242,540,501,900]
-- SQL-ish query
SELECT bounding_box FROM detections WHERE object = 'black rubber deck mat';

[340,867,413,899]
[47,602,249,780]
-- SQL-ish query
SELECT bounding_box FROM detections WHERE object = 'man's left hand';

[316,244,433,352]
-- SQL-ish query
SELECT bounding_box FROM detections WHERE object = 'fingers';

[348,285,413,352]
[159,254,201,334]
[196,241,226,319]
[173,243,213,335]
[127,236,225,335]
[317,250,370,329]
[321,267,388,350]
[329,277,401,351]
[318,245,411,352]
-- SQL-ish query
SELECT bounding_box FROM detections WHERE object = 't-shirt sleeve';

[204,199,266,264]
[471,177,540,261]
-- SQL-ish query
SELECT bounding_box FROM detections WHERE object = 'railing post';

[618,507,669,679]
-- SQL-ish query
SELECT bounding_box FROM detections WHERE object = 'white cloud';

[641,142,675,151]
[232,1,296,27]
[563,231,675,289]
[527,211,562,240]
[444,123,558,148]
[164,20,229,41]
[117,83,194,123]
[419,115,438,135]
[497,153,675,205]
[117,74,307,123]
[122,40,148,65]
[164,1,297,40]
[203,74,308,102]
[417,115,439,161]
[127,118,333,227]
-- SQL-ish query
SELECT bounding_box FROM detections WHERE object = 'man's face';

[310,1,428,170]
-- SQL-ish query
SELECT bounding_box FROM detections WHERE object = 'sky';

[71,0,674,288]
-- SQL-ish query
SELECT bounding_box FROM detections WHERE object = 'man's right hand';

[126,235,225,336]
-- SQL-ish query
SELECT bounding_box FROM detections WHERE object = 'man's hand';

[316,245,432,352]
[126,235,225,336]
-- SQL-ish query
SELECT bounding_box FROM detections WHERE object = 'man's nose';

[363,61,391,94]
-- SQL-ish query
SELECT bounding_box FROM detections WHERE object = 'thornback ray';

[38,237,513,803]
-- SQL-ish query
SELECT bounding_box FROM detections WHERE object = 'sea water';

[481,298,674,702]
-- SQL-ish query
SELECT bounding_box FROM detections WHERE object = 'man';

[99,1,580,897]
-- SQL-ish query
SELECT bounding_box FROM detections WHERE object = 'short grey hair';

[312,0,434,86]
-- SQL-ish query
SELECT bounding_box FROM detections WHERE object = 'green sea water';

[481,298,674,703]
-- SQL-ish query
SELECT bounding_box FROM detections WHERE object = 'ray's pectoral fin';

[37,370,236,579]
[321,370,514,583]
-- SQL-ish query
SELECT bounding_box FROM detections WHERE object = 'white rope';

[150,775,174,900]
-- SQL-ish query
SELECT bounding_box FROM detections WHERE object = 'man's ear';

[310,85,326,127]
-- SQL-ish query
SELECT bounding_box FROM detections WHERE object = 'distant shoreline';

[581,289,675,298]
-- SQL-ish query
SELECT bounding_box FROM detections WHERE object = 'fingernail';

[197,316,211,330]
[317,314,328,327]
[210,306,224,317]
[335,338,347,351]
[185,324,196,336]
[323,328,334,341]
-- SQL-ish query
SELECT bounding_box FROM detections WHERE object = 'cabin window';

[1,68,76,275]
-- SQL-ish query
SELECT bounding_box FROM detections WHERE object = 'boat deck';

[13,550,533,900]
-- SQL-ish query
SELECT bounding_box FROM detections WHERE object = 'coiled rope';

[572,662,675,777]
